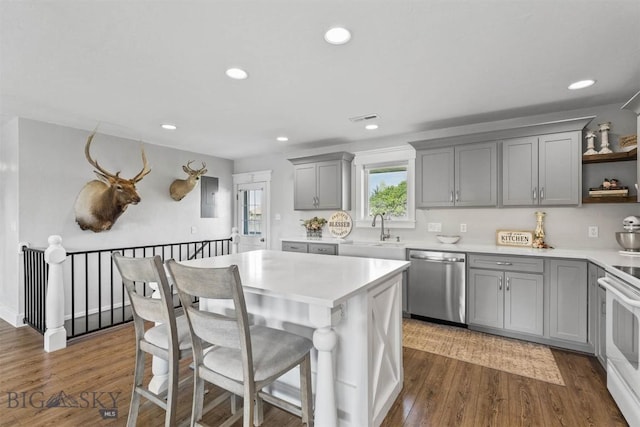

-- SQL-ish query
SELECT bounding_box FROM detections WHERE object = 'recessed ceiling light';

[568,79,596,90]
[161,123,177,130]
[365,124,379,130]
[324,27,351,45]
[276,136,289,142]
[225,67,248,80]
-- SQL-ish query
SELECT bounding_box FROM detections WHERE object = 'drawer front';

[469,254,543,273]
[308,243,337,256]
[282,242,308,253]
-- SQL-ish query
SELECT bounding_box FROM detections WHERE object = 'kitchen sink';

[339,241,407,260]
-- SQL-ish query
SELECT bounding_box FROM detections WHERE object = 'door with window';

[236,182,267,252]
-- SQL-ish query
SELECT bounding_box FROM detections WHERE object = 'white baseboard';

[0,304,25,327]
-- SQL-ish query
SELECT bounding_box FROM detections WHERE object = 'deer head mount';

[169,161,207,201]
[74,132,151,232]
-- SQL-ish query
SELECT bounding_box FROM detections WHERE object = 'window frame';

[353,146,416,229]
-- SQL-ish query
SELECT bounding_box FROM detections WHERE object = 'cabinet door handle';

[455,190,460,202]
[499,277,503,291]
[601,301,606,315]
[506,277,510,291]
[450,191,454,203]
[540,187,544,200]
[532,187,537,201]
[495,261,513,266]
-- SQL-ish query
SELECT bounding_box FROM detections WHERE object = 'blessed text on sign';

[328,211,353,238]
[496,230,533,247]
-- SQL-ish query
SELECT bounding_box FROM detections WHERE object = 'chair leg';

[230,394,237,414]
[191,373,205,427]
[164,353,179,427]
[127,349,146,427]
[242,394,254,427]
[300,354,313,427]
[254,395,264,426]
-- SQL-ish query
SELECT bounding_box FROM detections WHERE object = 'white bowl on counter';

[436,235,461,244]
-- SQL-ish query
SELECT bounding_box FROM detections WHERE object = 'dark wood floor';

[0,319,628,426]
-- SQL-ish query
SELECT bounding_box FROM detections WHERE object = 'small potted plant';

[301,216,327,239]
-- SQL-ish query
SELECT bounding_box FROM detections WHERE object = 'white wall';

[1,118,234,325]
[0,118,21,325]
[234,103,640,251]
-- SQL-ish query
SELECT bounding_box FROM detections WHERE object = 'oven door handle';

[598,277,640,308]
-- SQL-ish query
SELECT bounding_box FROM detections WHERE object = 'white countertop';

[178,249,409,308]
[281,236,640,287]
[399,242,640,285]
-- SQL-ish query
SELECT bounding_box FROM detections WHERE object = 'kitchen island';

[178,249,410,427]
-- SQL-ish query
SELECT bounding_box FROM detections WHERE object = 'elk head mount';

[169,161,208,201]
[74,132,151,232]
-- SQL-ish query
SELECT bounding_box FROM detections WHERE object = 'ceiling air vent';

[348,114,379,123]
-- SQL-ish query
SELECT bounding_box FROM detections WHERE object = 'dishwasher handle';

[410,254,465,263]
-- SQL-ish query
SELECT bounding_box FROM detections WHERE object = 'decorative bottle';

[533,211,546,248]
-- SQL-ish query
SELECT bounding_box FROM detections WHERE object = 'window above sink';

[353,146,416,229]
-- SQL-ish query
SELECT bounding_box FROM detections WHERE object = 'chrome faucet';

[372,213,391,241]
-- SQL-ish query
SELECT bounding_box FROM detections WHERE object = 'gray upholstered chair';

[112,253,192,427]
[165,259,314,427]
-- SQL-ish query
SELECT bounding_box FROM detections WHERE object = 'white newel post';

[44,235,67,352]
[231,227,240,254]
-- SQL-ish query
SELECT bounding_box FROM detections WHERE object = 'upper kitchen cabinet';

[415,141,497,208]
[288,152,354,210]
[502,131,581,206]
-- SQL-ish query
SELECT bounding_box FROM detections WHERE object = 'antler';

[85,132,117,179]
[85,131,151,182]
[184,160,206,174]
[131,144,151,182]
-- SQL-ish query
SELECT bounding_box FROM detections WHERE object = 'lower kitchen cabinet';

[548,259,588,344]
[281,241,337,255]
[468,266,544,336]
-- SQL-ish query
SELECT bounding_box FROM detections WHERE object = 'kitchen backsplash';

[278,204,639,250]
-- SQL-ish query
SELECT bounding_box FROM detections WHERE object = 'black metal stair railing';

[22,247,48,334]
[22,238,231,339]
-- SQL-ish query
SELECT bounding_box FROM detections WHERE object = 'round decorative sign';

[328,211,353,238]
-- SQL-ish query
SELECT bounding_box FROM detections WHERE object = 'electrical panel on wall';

[200,176,218,218]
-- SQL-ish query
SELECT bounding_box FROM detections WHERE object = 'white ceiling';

[1,1,639,160]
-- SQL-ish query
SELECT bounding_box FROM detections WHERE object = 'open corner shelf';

[582,195,637,204]
[582,148,637,164]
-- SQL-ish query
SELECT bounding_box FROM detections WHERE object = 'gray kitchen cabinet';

[416,147,455,207]
[289,152,353,210]
[281,241,309,253]
[468,254,544,336]
[308,242,337,255]
[502,131,581,206]
[416,141,497,208]
[548,259,588,343]
[281,241,337,256]
[468,269,503,329]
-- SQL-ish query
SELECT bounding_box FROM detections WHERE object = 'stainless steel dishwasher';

[408,250,466,324]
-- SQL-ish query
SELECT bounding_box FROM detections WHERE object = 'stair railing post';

[231,227,240,254]
[44,235,67,352]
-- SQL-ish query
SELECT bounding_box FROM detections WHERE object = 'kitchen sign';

[328,211,353,238]
[496,230,533,247]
